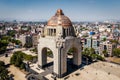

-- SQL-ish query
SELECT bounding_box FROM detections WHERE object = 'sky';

[0,0,120,21]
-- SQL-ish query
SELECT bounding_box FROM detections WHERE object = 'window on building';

[53,29,56,36]
[47,28,56,36]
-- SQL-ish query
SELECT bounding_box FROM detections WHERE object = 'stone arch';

[66,45,80,66]
[41,47,54,57]
[39,47,54,68]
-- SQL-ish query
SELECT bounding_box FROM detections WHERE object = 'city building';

[84,37,100,54]
[84,32,100,54]
[19,34,26,46]
[99,41,116,56]
[19,34,33,47]
[32,33,39,47]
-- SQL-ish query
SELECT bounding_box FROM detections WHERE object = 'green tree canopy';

[10,51,37,69]
[102,50,108,57]
[10,51,24,69]
[7,30,16,37]
[110,39,118,44]
[0,39,9,54]
[82,48,105,61]
[24,43,33,48]
[113,48,120,57]
[0,61,9,80]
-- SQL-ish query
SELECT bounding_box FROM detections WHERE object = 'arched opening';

[66,47,79,74]
[41,47,54,68]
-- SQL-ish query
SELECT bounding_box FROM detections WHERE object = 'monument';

[38,9,81,78]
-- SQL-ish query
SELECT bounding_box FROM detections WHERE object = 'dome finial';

[56,9,64,15]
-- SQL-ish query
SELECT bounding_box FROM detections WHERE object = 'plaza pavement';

[57,61,120,80]
[30,56,120,80]
[22,50,37,56]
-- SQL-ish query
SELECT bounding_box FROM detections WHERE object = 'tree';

[10,51,24,68]
[113,48,120,57]
[15,55,23,67]
[0,36,11,53]
[97,55,105,61]
[89,48,95,54]
[25,55,33,62]
[0,61,9,80]
[102,50,108,57]
[10,51,36,70]
[82,48,90,56]
[82,48,105,61]
[30,48,37,53]
[102,38,106,41]
[68,47,76,55]
[24,43,33,48]
[10,54,17,64]
[90,53,97,60]
[0,61,5,66]
[11,39,21,45]
[1,36,11,41]
[0,39,9,54]
[20,63,25,69]
[7,30,16,37]
[110,39,118,44]
[15,40,21,45]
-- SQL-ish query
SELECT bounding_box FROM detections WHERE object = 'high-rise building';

[84,37,100,54]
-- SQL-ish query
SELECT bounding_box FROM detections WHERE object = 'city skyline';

[0,0,120,21]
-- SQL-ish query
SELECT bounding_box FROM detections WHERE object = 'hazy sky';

[0,0,120,21]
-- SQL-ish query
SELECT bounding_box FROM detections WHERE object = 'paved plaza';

[59,61,120,80]
[30,56,120,80]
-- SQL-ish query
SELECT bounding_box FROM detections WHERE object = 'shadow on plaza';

[66,57,92,76]
[26,57,94,80]
[5,63,11,68]
[40,57,93,77]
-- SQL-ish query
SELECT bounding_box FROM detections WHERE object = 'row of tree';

[0,36,9,54]
[0,36,22,54]
[82,48,105,61]
[10,51,25,69]
[113,48,120,57]
[10,51,37,70]
[10,39,21,45]
[102,48,120,57]
[7,30,16,37]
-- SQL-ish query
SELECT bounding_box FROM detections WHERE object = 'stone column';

[73,48,81,67]
[68,28,69,36]
[38,48,47,68]
[48,29,50,36]
[65,29,67,36]
[53,43,67,78]
[54,48,67,78]
[47,29,48,35]
[49,29,51,36]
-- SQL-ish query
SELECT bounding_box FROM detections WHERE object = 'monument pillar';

[53,47,67,78]
[38,47,47,68]
[73,50,81,67]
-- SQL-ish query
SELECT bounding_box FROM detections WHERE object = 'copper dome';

[47,9,72,27]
